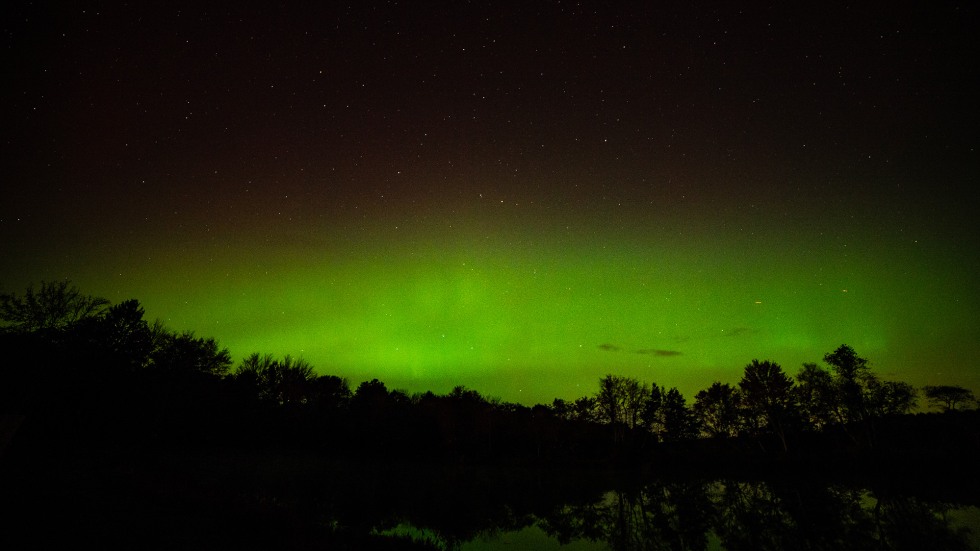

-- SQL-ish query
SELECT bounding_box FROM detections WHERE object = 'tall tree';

[596,374,624,426]
[817,344,918,446]
[622,377,649,430]
[794,362,840,430]
[641,383,665,434]
[595,374,648,429]
[822,344,872,424]
[693,382,741,438]
[738,360,796,451]
[640,384,696,441]
[85,299,154,371]
[660,388,698,442]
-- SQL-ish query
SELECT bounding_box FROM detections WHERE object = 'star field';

[2,1,977,404]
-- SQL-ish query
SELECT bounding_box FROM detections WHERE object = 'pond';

[4,449,977,550]
[378,478,979,550]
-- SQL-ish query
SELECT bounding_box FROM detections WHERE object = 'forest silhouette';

[1,281,978,549]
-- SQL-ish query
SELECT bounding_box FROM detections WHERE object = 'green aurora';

[2,3,977,405]
[11,187,971,406]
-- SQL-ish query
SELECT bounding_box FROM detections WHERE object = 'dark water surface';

[458,484,979,550]
[2,448,977,550]
[381,479,979,550]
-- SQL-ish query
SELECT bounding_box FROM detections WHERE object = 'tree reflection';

[872,493,976,551]
[713,480,795,550]
[539,480,714,550]
[535,478,975,551]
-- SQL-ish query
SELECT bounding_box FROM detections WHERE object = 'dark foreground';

[2,423,978,550]
[2,290,977,547]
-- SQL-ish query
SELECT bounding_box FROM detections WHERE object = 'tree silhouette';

[350,378,399,427]
[595,374,648,431]
[815,345,919,446]
[596,374,625,427]
[234,353,275,394]
[352,378,390,409]
[572,396,599,423]
[661,388,698,442]
[308,374,352,412]
[864,379,917,417]
[234,353,319,406]
[0,280,109,334]
[624,379,649,431]
[693,382,742,439]
[80,299,154,371]
[640,384,697,442]
[794,362,839,431]
[922,385,977,412]
[550,398,573,420]
[738,360,796,452]
[150,330,232,376]
[823,344,872,424]
[274,356,316,405]
[640,383,664,434]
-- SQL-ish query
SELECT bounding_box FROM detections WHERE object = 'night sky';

[3,2,977,405]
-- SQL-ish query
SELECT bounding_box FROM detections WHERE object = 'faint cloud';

[724,327,753,337]
[599,344,682,356]
[635,349,682,357]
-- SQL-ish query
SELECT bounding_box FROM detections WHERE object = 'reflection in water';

[462,524,606,550]
[381,479,978,551]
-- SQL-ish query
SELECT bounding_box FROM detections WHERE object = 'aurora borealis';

[2,2,977,405]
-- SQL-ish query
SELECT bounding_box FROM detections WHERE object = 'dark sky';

[2,1,977,403]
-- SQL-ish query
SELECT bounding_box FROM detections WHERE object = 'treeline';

[1,281,977,467]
